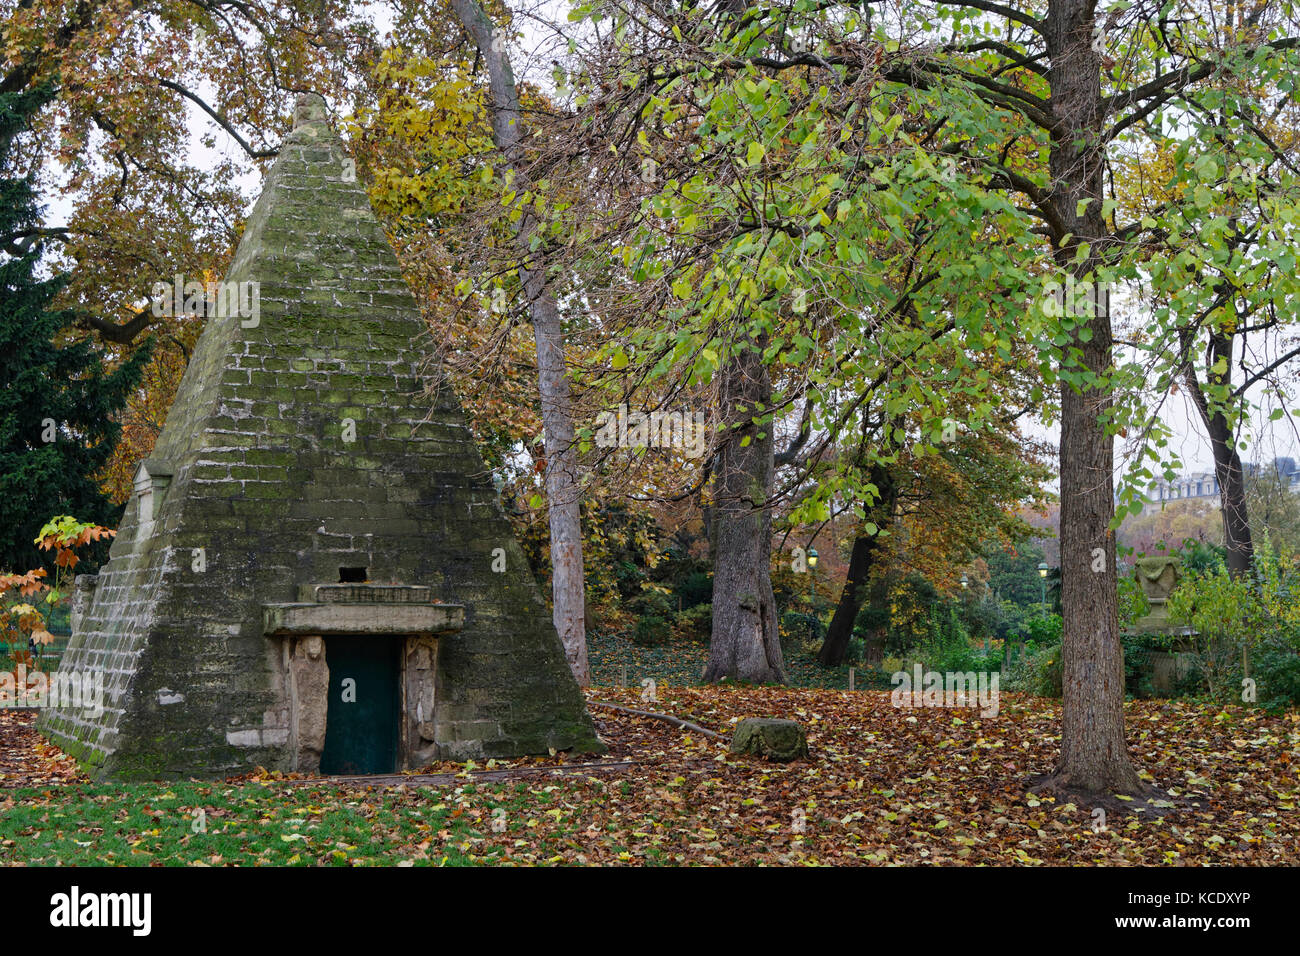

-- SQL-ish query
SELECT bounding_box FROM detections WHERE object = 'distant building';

[1145,470,1220,509]
[1138,457,1300,514]
[1271,456,1300,491]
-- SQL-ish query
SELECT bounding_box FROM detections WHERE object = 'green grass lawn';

[0,779,511,866]
[0,769,707,867]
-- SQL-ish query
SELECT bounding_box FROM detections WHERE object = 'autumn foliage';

[0,516,114,658]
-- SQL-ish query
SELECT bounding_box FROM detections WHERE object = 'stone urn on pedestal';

[1131,555,1181,632]
[1129,555,1196,694]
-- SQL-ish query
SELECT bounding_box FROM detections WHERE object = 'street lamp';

[960,573,968,590]
[807,547,819,603]
[1038,562,1048,614]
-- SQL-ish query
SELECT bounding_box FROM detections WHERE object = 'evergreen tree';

[0,86,151,573]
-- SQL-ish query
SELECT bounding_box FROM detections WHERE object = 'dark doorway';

[320,636,399,775]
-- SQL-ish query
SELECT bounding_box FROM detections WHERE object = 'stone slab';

[263,602,465,635]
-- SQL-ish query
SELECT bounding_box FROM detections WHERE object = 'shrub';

[923,638,1000,675]
[780,610,825,654]
[845,636,866,666]
[1166,565,1249,699]
[1181,540,1227,575]
[1120,634,1160,698]
[1023,613,1063,646]
[1002,618,1063,697]
[1117,576,1151,630]
[614,560,646,599]
[1172,657,1206,698]
[673,603,712,642]
[1005,642,1063,697]
[627,587,674,620]
[1166,538,1298,701]
[673,572,712,609]
[1253,640,1300,712]
[632,615,672,647]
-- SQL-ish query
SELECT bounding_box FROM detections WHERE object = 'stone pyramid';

[38,94,604,779]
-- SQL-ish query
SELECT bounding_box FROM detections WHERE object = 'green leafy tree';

[560,2,1042,682]
[987,542,1051,611]
[0,86,150,573]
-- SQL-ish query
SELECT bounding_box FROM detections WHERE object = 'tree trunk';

[1055,350,1142,796]
[1040,0,1145,799]
[704,341,785,683]
[1184,332,1254,577]
[818,531,875,666]
[819,461,895,666]
[861,570,892,668]
[450,0,588,683]
[1208,412,1254,578]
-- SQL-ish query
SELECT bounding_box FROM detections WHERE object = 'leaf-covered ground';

[1,686,1297,865]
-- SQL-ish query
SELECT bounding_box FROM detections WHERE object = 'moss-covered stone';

[730,718,809,762]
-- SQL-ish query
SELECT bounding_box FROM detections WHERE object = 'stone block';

[730,718,809,762]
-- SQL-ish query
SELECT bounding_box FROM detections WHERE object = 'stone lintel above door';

[263,591,465,637]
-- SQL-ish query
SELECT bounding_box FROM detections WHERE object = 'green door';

[320,636,399,775]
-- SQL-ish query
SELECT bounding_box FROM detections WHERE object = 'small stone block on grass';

[730,718,808,762]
